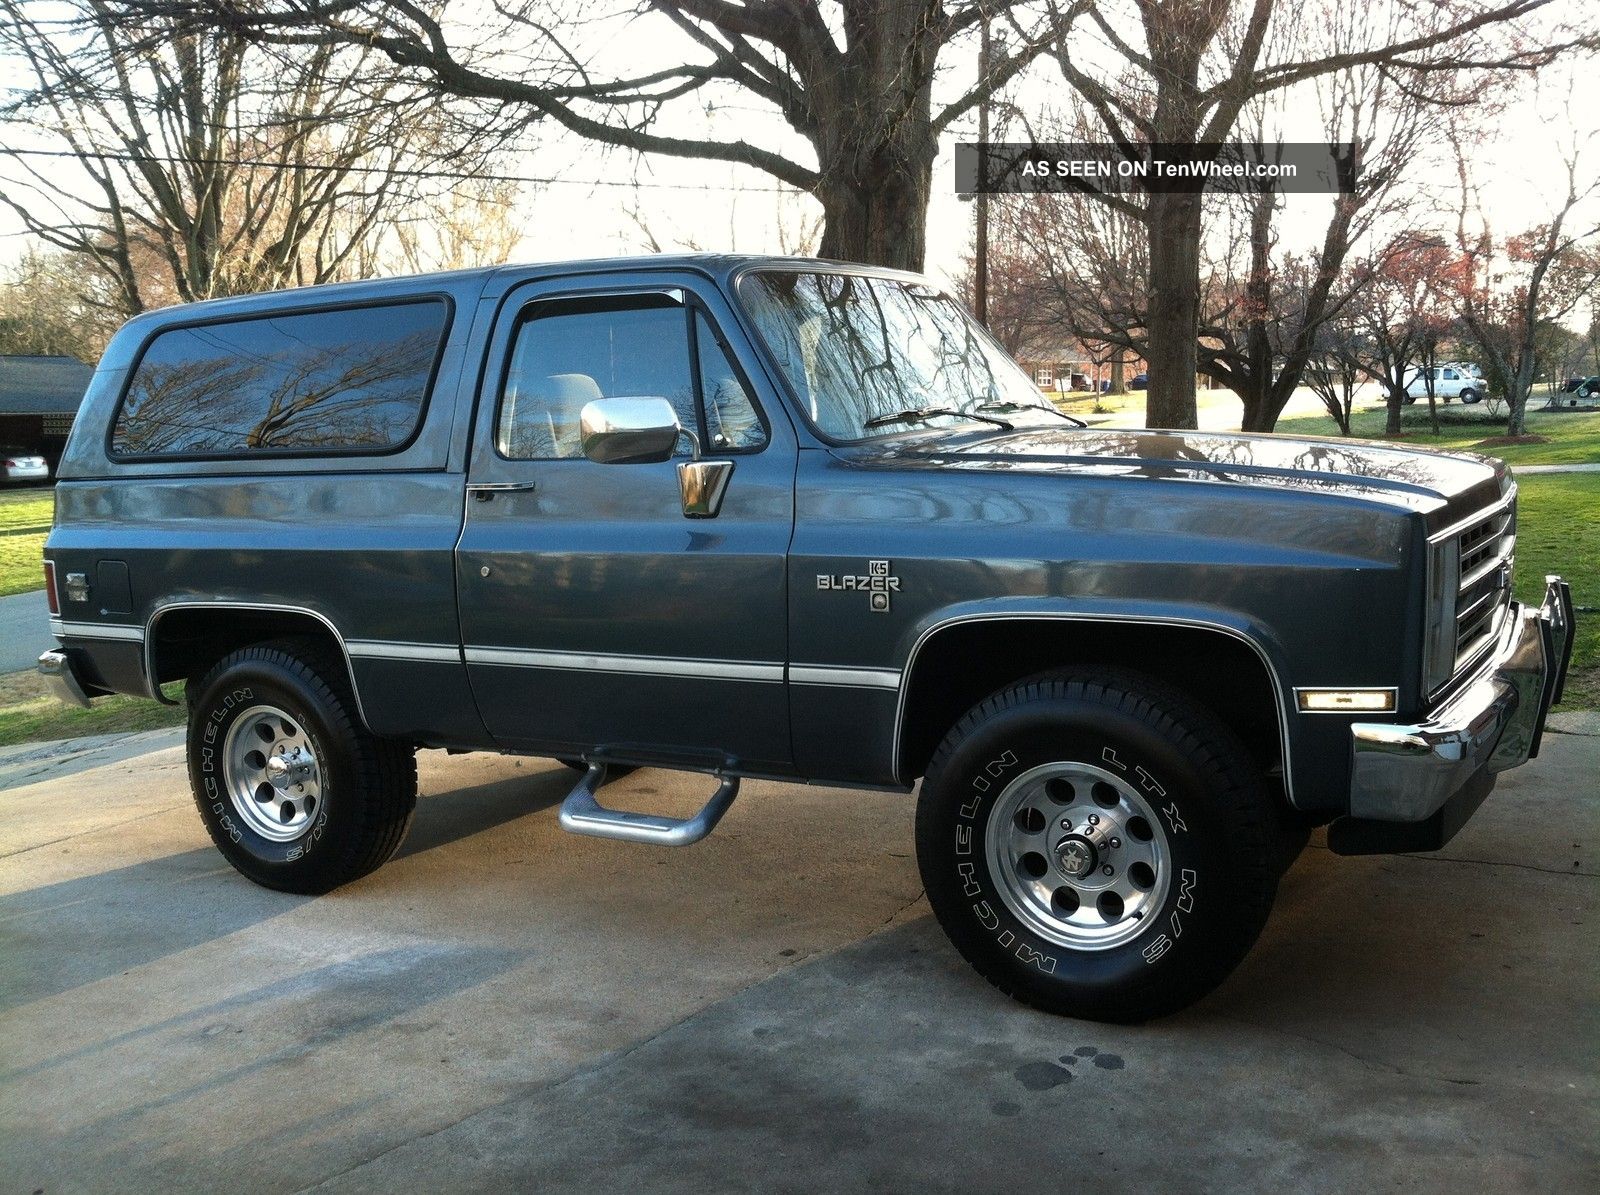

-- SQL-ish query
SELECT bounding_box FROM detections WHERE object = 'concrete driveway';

[2,732,1595,1192]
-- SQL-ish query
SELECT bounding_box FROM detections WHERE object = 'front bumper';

[1344,576,1573,833]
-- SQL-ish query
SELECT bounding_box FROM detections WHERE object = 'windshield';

[737,269,1069,441]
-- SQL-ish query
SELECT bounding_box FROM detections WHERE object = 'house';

[0,355,93,467]
[1013,340,1148,395]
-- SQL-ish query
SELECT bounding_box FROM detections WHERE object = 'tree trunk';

[816,156,932,270]
[1110,355,1125,395]
[1505,365,1535,435]
[1144,190,1202,428]
[1384,383,1405,435]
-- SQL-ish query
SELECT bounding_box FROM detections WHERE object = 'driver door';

[456,272,796,772]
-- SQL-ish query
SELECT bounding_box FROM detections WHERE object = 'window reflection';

[114,301,445,457]
[739,270,1058,440]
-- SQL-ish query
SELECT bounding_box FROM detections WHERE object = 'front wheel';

[1461,388,1482,404]
[916,669,1281,1022]
[187,639,417,894]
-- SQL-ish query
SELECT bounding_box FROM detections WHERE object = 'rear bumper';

[1340,577,1573,840]
[37,648,92,709]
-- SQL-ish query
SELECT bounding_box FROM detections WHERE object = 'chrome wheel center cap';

[1056,836,1097,878]
[265,749,309,786]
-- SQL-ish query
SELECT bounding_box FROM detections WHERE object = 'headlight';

[1423,537,1460,695]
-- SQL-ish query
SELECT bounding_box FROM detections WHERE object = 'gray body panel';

[46,254,1511,817]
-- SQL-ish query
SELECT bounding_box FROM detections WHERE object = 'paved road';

[1,731,1595,1191]
[0,589,50,673]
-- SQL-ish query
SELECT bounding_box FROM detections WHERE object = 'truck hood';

[831,425,1508,529]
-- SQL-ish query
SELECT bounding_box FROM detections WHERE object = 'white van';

[1404,364,1486,404]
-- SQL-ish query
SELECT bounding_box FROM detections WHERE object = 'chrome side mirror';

[579,397,682,465]
[577,395,734,518]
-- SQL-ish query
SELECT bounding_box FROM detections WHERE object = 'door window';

[694,310,766,451]
[497,294,766,460]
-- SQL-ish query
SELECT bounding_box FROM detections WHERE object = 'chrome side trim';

[346,640,463,663]
[890,611,1296,805]
[143,601,369,721]
[789,664,902,689]
[53,619,144,642]
[464,645,785,683]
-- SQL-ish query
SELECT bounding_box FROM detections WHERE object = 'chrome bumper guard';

[1348,576,1573,824]
[38,648,92,710]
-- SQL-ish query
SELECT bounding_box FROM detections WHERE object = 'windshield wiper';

[863,405,1013,430]
[972,399,1087,428]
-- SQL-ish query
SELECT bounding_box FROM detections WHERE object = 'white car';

[1403,365,1486,404]
[1,448,50,484]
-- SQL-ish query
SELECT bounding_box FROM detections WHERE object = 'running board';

[558,764,740,847]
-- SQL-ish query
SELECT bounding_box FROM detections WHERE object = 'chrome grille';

[1451,496,1515,675]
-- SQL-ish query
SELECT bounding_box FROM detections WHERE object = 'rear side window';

[111,300,448,458]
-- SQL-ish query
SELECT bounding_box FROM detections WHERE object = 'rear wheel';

[916,669,1281,1022]
[187,639,416,894]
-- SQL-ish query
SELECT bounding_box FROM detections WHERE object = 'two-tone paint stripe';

[51,619,901,692]
[50,619,144,642]
[463,645,786,683]
[345,640,462,663]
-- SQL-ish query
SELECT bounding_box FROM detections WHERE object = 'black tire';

[187,638,417,894]
[1403,393,1418,404]
[1461,388,1482,404]
[916,668,1281,1022]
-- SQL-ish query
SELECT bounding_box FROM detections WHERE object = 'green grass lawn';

[0,670,185,749]
[1512,474,1599,711]
[1274,404,1600,465]
[0,488,52,597]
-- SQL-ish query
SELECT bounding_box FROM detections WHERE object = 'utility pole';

[974,8,991,329]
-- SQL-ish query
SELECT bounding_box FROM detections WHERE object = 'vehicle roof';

[115,254,928,333]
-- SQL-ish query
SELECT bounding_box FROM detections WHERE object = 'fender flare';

[143,599,371,729]
[890,606,1296,805]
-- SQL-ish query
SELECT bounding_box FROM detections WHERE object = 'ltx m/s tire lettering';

[916,668,1283,1022]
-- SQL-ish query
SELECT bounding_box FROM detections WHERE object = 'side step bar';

[558,764,740,847]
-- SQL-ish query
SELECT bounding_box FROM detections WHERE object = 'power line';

[0,146,807,193]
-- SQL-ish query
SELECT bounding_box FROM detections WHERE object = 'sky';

[1,0,1595,310]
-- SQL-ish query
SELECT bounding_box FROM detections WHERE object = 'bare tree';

[1449,116,1600,435]
[1302,304,1368,435]
[1350,233,1460,435]
[992,162,1152,382]
[0,0,481,314]
[0,247,118,360]
[391,178,527,274]
[122,0,1060,272]
[1047,0,1570,429]
[1197,61,1446,432]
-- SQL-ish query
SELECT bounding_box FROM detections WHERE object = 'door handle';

[467,481,537,501]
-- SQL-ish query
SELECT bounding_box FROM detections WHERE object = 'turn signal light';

[1296,689,1396,713]
[44,560,59,615]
